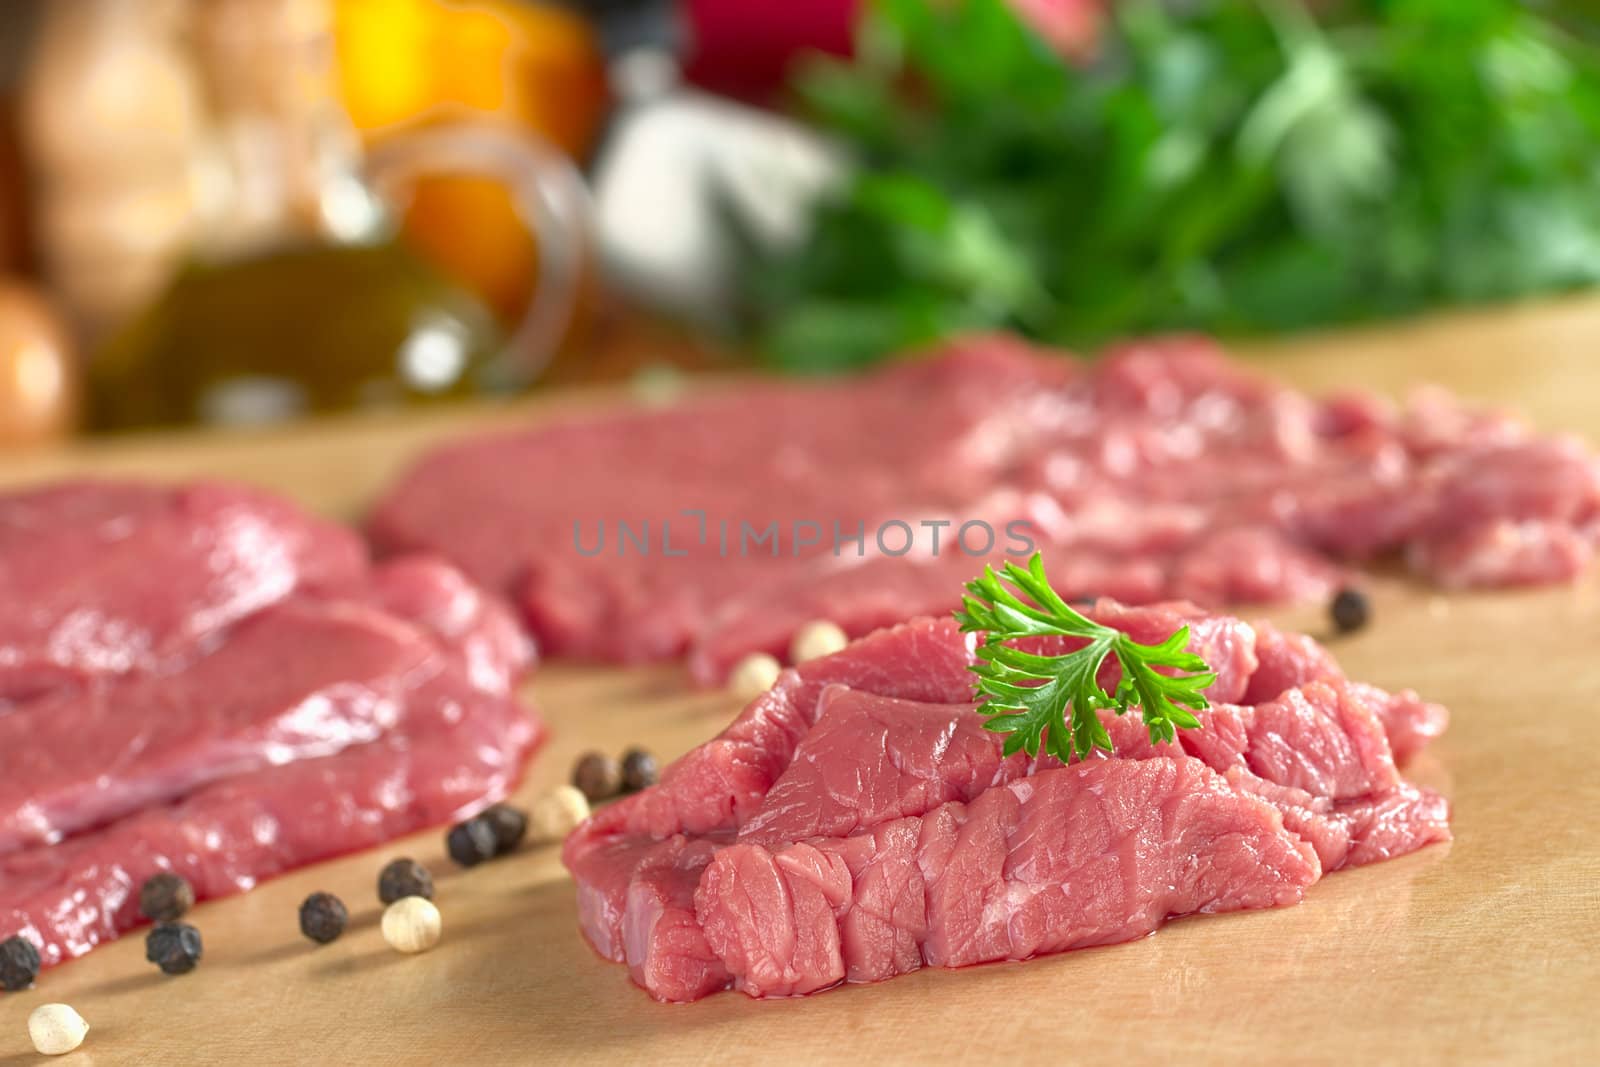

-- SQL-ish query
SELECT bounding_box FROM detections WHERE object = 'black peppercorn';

[481,804,528,854]
[377,857,434,905]
[298,892,349,944]
[145,922,203,975]
[1330,588,1370,634]
[573,751,622,802]
[446,817,498,868]
[620,748,659,792]
[0,934,41,992]
[138,871,195,923]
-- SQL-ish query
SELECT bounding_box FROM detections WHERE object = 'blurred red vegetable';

[684,0,1102,101]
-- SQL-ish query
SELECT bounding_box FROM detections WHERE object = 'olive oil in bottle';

[92,240,503,429]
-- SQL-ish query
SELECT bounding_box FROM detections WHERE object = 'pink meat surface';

[0,480,541,972]
[370,335,1600,682]
[563,604,1450,1002]
[0,480,365,702]
[361,553,535,694]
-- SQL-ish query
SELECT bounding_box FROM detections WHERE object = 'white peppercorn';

[530,785,590,844]
[28,1004,88,1056]
[790,620,847,664]
[728,652,781,700]
[381,896,441,954]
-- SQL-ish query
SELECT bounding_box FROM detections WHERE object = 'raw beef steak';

[563,604,1450,1002]
[0,481,541,972]
[370,335,1600,682]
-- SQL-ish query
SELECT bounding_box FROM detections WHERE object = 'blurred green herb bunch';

[730,0,1600,371]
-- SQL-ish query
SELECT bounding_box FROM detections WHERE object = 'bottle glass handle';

[365,124,592,388]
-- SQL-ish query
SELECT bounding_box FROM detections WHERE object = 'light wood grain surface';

[2,300,1600,1066]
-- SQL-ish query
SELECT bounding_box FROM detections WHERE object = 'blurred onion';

[0,280,76,446]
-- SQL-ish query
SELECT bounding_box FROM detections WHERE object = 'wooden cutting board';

[2,301,1598,1066]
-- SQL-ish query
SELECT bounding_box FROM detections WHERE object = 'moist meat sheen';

[370,335,1600,683]
[562,604,1450,1002]
[0,559,532,857]
[0,480,366,703]
[0,481,541,970]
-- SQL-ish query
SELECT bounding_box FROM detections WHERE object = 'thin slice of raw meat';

[734,684,1028,847]
[564,602,1450,1002]
[725,676,1435,874]
[696,758,1319,998]
[0,667,539,967]
[1242,619,1448,762]
[0,599,433,854]
[575,604,1373,858]
[0,554,535,856]
[0,480,365,703]
[371,334,1600,682]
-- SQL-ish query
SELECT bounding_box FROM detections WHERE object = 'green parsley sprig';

[731,0,1600,372]
[954,553,1215,761]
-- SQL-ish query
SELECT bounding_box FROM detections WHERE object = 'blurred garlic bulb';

[20,0,209,341]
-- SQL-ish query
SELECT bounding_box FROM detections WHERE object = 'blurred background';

[0,0,1596,446]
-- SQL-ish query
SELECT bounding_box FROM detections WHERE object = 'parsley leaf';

[955,553,1215,761]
